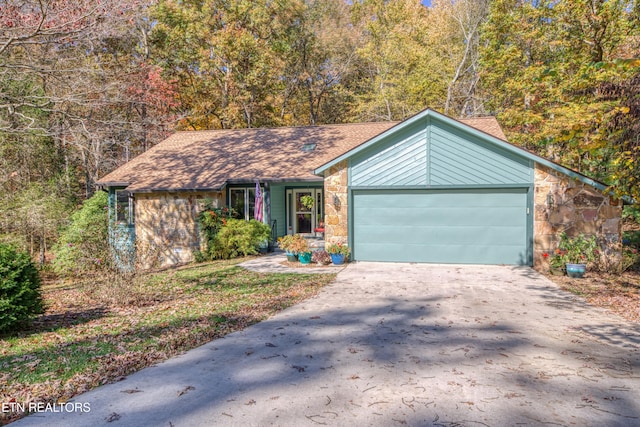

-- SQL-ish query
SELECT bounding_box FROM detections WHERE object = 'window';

[115,190,134,225]
[229,187,261,221]
[301,143,317,152]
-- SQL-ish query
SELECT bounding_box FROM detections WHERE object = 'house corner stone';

[533,165,622,271]
[323,161,348,247]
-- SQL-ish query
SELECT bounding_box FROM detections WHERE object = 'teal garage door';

[352,189,529,265]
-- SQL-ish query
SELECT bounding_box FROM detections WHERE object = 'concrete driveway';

[14,262,640,426]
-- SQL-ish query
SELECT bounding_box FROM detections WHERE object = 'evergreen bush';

[209,219,271,259]
[196,205,239,261]
[52,192,109,276]
[0,243,44,333]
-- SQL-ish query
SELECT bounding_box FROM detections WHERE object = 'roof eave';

[128,185,227,194]
[227,176,323,185]
[95,181,131,188]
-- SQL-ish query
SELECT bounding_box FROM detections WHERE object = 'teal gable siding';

[351,123,427,187]
[430,122,532,186]
[269,183,287,237]
[349,117,533,188]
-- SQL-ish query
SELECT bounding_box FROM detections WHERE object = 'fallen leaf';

[105,412,121,422]
[177,386,195,396]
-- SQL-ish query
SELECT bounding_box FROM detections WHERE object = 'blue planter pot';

[330,253,345,265]
[285,251,298,262]
[298,252,312,264]
[566,263,586,278]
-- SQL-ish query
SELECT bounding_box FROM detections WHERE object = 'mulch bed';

[279,260,342,269]
[543,269,640,323]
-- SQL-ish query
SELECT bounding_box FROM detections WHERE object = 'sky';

[422,0,432,6]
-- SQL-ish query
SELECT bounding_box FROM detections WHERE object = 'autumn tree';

[151,0,286,129]
[434,0,490,117]
[479,0,639,188]
[276,0,361,125]
[0,0,178,256]
[600,63,640,200]
[349,0,444,121]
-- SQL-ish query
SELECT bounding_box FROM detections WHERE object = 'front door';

[293,189,313,234]
[287,188,323,235]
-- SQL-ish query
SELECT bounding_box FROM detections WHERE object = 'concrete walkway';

[239,251,348,274]
[13,262,640,426]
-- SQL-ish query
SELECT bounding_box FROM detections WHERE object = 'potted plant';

[278,234,305,262]
[311,250,331,265]
[327,243,350,265]
[300,195,315,210]
[288,234,311,264]
[558,232,598,278]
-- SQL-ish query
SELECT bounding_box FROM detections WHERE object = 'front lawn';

[0,258,335,424]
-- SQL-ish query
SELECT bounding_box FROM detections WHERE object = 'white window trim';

[285,188,323,236]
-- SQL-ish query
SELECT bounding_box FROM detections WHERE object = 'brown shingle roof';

[455,116,507,141]
[97,117,506,192]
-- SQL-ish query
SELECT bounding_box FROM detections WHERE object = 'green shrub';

[623,206,640,224]
[623,230,640,248]
[193,249,208,263]
[622,230,640,271]
[0,243,44,333]
[52,192,109,276]
[209,219,271,259]
[558,232,598,264]
[622,246,640,271]
[196,204,239,261]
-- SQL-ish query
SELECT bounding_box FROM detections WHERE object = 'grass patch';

[0,257,335,424]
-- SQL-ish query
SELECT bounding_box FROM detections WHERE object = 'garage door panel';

[356,224,524,246]
[353,189,528,265]
[356,242,526,264]
[359,207,524,227]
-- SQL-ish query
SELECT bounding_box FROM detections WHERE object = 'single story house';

[96,108,622,269]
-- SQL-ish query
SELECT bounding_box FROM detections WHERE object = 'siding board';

[269,183,287,237]
[351,129,427,187]
[430,125,530,186]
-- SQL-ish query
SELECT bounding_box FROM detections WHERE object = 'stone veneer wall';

[533,164,622,269]
[324,161,349,246]
[135,191,224,268]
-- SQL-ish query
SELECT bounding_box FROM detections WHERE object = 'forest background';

[1,0,640,262]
